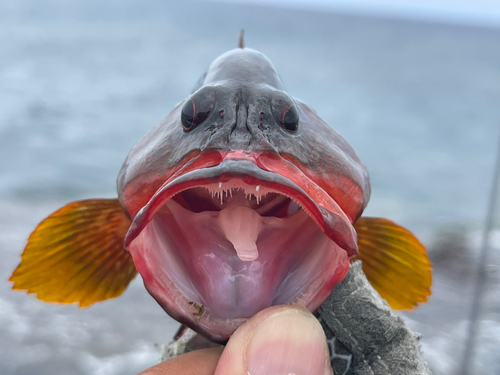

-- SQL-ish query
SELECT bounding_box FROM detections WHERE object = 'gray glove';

[316,261,430,375]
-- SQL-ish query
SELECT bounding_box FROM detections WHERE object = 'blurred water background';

[1,0,499,374]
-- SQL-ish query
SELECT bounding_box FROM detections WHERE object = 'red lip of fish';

[124,150,358,255]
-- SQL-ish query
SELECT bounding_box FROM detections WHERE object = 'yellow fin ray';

[9,199,137,307]
[353,217,432,310]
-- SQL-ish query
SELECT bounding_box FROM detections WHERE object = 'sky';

[220,0,500,28]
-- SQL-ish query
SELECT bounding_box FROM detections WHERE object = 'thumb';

[214,305,333,375]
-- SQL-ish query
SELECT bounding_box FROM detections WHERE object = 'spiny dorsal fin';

[238,29,245,49]
[353,217,432,310]
[10,199,136,307]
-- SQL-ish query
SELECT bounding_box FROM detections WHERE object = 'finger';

[214,305,333,375]
[139,347,223,375]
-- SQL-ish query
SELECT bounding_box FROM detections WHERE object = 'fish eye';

[181,88,215,132]
[280,104,299,132]
[271,93,299,133]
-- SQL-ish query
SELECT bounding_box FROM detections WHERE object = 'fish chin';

[126,163,352,342]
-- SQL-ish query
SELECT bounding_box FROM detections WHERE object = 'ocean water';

[1,0,499,374]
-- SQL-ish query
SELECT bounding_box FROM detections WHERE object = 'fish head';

[117,48,370,342]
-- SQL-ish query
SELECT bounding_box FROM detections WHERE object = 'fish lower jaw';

[127,186,350,342]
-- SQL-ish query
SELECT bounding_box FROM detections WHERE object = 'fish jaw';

[124,155,355,342]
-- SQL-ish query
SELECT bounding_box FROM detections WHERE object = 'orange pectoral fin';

[353,217,432,310]
[9,199,137,307]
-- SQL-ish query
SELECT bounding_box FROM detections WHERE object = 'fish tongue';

[218,205,262,261]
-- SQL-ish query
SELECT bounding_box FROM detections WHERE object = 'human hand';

[139,305,333,375]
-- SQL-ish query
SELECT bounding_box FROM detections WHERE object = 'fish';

[10,38,431,343]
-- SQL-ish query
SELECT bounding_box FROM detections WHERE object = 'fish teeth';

[205,182,270,206]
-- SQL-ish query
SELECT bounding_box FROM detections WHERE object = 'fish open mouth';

[125,159,356,342]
